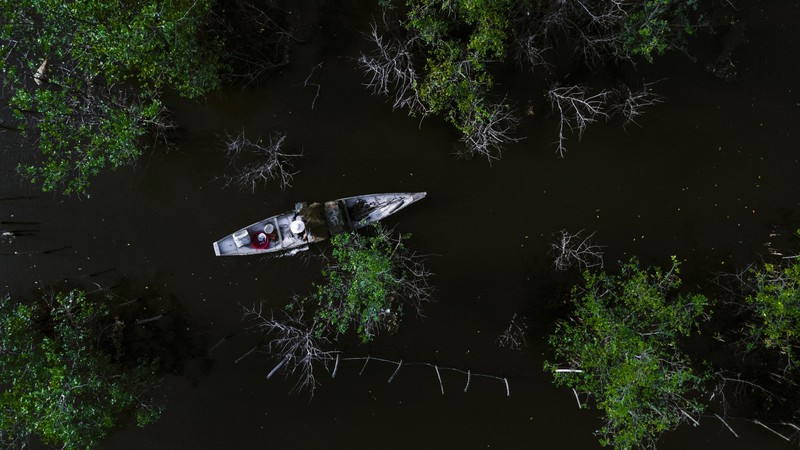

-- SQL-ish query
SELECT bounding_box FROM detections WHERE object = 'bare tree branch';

[512,32,551,71]
[609,81,664,128]
[303,62,324,110]
[357,20,427,116]
[223,130,301,192]
[550,229,604,271]
[496,313,528,350]
[242,302,335,396]
[547,84,609,157]
[459,100,521,162]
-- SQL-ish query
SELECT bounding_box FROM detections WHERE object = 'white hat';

[290,220,305,234]
[264,223,275,233]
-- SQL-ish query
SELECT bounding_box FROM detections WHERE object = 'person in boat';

[295,202,329,241]
[290,217,307,241]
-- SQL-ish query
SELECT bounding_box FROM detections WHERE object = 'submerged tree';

[243,225,433,392]
[0,0,223,194]
[0,290,161,449]
[545,257,709,449]
[546,85,609,157]
[360,1,521,161]
[549,229,604,271]
[360,0,705,159]
[701,248,800,435]
[242,302,336,395]
[312,224,433,343]
[223,130,301,192]
[735,256,800,372]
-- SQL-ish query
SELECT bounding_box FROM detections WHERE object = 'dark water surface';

[2,1,799,449]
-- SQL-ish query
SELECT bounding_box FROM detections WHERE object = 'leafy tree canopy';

[742,257,800,370]
[405,0,517,157]
[623,0,700,62]
[545,257,709,450]
[0,290,161,449]
[363,0,703,159]
[0,0,223,194]
[307,224,432,343]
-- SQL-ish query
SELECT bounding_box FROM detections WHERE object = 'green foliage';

[367,0,705,159]
[744,259,800,368]
[0,0,222,194]
[0,291,160,449]
[12,89,162,194]
[408,0,511,59]
[622,0,700,62]
[405,0,512,140]
[312,225,406,342]
[545,257,708,449]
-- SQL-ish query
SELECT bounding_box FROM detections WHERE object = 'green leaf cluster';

[312,225,406,342]
[545,257,708,449]
[373,0,707,157]
[622,0,700,62]
[11,89,162,194]
[0,0,222,194]
[744,259,800,368]
[0,291,160,449]
[406,0,512,137]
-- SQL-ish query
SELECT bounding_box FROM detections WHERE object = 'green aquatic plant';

[546,257,709,449]
[741,258,800,370]
[0,0,222,194]
[0,290,161,449]
[311,224,432,342]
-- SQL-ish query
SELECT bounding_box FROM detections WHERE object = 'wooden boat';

[212,192,426,256]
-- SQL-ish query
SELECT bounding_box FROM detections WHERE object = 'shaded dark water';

[2,1,799,448]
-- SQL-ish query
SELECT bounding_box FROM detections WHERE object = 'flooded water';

[2,1,799,449]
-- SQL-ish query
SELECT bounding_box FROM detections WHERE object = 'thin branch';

[549,229,604,271]
[496,313,528,350]
[241,303,335,396]
[608,81,664,128]
[714,413,739,438]
[458,100,521,163]
[547,84,609,157]
[358,20,427,116]
[222,130,301,192]
[752,420,790,442]
[303,62,324,110]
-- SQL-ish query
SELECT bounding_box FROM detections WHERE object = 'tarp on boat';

[324,201,347,235]
[298,202,329,238]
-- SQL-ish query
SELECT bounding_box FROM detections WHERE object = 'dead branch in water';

[550,229,604,271]
[358,20,427,116]
[752,419,791,441]
[242,302,335,395]
[223,130,301,192]
[608,81,664,128]
[303,62,324,110]
[547,84,609,157]
[459,100,521,163]
[714,413,739,438]
[338,354,511,397]
[496,313,528,350]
